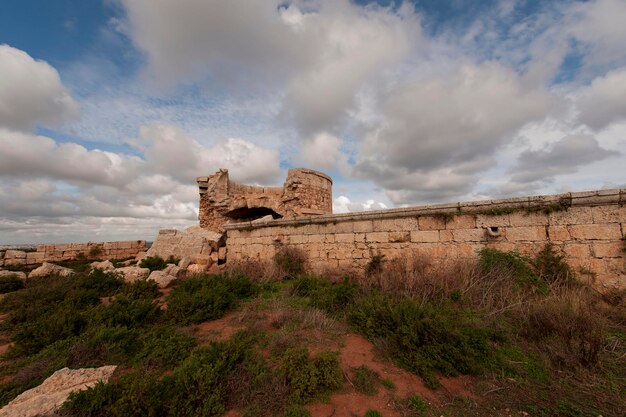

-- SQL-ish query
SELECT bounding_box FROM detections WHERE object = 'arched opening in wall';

[224,207,283,222]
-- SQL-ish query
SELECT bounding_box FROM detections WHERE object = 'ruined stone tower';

[197,168,333,231]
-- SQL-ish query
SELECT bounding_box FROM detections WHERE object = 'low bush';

[533,243,576,287]
[479,248,547,294]
[139,256,167,272]
[283,405,311,417]
[63,333,256,417]
[274,245,307,278]
[0,274,24,293]
[120,279,160,300]
[280,347,342,403]
[364,410,382,417]
[133,327,196,370]
[292,275,357,313]
[352,365,379,395]
[166,273,256,325]
[407,395,429,414]
[348,292,498,388]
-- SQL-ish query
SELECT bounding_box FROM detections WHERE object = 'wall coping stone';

[224,188,624,231]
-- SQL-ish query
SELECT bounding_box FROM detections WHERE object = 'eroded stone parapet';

[197,168,332,232]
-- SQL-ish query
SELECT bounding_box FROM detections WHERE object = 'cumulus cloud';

[577,69,626,130]
[508,134,618,185]
[333,195,387,214]
[294,132,347,171]
[132,124,282,184]
[0,44,79,131]
[0,129,142,186]
[353,62,552,204]
[118,0,419,134]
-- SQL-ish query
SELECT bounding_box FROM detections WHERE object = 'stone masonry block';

[563,243,591,258]
[439,230,453,242]
[446,215,476,229]
[592,242,625,258]
[335,233,355,243]
[452,229,484,242]
[548,226,570,241]
[549,207,593,225]
[373,217,418,232]
[506,226,546,242]
[591,206,626,224]
[353,220,374,233]
[333,221,353,233]
[509,212,549,227]
[389,231,410,243]
[569,224,622,240]
[366,232,389,243]
[475,214,510,228]
[411,230,439,243]
[418,216,446,230]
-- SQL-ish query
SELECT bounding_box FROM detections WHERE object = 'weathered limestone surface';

[115,266,150,283]
[197,168,332,232]
[146,226,225,264]
[0,241,146,267]
[0,366,116,417]
[147,270,177,288]
[0,270,27,281]
[90,260,115,271]
[225,188,626,289]
[28,263,74,279]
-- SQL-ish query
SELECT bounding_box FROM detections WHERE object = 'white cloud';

[333,195,387,214]
[577,68,626,130]
[132,124,282,184]
[0,44,79,131]
[0,129,142,186]
[353,62,553,204]
[295,132,346,171]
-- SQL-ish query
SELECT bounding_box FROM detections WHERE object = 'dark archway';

[224,207,283,222]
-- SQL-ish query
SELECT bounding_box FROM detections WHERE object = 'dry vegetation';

[0,243,623,417]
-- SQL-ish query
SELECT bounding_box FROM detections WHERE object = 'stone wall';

[225,189,626,289]
[197,168,332,232]
[0,240,146,267]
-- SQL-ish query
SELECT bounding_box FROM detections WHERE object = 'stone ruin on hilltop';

[144,168,333,271]
[196,168,333,232]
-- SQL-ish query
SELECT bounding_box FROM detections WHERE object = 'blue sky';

[1,0,625,244]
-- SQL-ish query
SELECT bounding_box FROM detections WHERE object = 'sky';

[0,0,625,244]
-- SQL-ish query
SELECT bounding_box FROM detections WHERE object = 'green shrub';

[293,275,357,313]
[407,395,429,414]
[352,365,379,395]
[133,327,196,370]
[139,256,167,272]
[284,405,311,417]
[88,297,160,329]
[280,347,342,403]
[120,279,160,300]
[63,334,255,417]
[364,410,383,417]
[68,326,141,368]
[166,274,255,325]
[533,243,576,286]
[274,245,307,278]
[88,246,104,259]
[381,379,395,390]
[479,248,548,294]
[0,274,24,293]
[348,292,497,388]
[165,255,180,265]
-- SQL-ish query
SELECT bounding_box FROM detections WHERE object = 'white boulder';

[0,366,116,417]
[115,266,150,283]
[28,263,74,279]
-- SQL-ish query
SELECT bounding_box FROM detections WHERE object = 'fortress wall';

[0,240,146,267]
[225,189,626,289]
